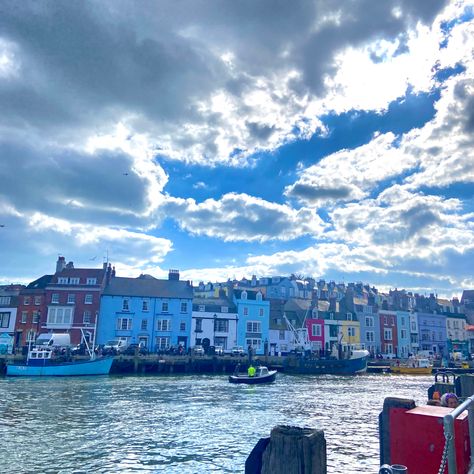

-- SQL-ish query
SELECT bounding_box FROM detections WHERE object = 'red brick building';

[379,310,398,357]
[15,275,52,348]
[41,257,113,345]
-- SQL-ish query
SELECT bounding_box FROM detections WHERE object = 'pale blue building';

[233,289,269,355]
[395,311,411,358]
[417,311,448,357]
[97,271,193,352]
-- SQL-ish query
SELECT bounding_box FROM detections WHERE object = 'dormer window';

[69,277,80,285]
[347,313,352,321]
[221,306,228,313]
[122,298,130,311]
[58,277,68,284]
[256,292,262,301]
[199,305,205,312]
[87,278,97,285]
[241,291,247,300]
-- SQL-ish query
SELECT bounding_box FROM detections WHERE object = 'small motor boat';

[228,365,277,384]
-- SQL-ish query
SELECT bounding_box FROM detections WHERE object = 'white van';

[35,333,71,347]
[417,350,435,359]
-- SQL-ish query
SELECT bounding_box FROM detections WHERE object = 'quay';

[0,354,285,376]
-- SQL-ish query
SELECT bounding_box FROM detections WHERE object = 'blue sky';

[0,0,473,298]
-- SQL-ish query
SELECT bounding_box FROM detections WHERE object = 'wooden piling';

[246,425,326,474]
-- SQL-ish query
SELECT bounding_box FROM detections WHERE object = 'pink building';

[305,317,325,351]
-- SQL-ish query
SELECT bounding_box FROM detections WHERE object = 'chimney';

[56,256,66,273]
[66,261,74,269]
[168,269,180,281]
[103,262,107,271]
[111,266,116,278]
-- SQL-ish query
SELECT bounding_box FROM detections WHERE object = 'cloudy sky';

[1,0,473,298]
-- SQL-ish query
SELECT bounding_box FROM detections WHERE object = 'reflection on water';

[0,373,430,473]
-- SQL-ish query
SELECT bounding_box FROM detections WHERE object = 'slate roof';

[103,277,193,299]
[25,275,54,290]
[52,268,105,283]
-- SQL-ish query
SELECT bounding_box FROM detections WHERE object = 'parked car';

[193,345,205,355]
[123,343,148,356]
[214,345,224,356]
[103,339,128,355]
[231,346,245,356]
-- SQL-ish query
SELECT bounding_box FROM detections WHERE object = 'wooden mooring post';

[246,425,326,474]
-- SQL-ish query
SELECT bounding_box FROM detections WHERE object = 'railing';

[442,395,474,474]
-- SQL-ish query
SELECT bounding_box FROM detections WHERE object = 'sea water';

[0,373,430,473]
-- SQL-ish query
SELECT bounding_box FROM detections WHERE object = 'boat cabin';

[256,366,269,377]
[27,347,54,366]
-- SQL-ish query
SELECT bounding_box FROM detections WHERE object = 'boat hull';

[284,355,368,375]
[390,366,432,375]
[228,371,277,384]
[6,357,114,376]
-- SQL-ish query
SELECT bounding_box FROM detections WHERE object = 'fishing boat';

[6,326,113,377]
[390,358,432,375]
[283,348,370,375]
[229,365,277,384]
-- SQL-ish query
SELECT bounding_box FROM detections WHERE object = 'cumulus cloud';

[163,193,326,242]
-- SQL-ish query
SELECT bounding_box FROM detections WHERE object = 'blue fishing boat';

[6,325,113,377]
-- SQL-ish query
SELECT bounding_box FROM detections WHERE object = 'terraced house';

[97,270,193,352]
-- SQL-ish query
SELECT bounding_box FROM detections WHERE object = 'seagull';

[123,172,129,176]
[0,224,5,228]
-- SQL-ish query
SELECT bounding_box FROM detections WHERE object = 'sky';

[0,0,473,298]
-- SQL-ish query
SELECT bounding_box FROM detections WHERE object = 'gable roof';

[103,277,193,299]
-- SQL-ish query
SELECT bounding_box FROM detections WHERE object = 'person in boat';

[441,393,459,408]
[234,363,241,375]
[247,365,256,377]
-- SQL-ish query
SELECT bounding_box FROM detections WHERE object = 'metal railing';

[443,395,474,474]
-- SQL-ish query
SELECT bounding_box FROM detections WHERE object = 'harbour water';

[0,373,431,473]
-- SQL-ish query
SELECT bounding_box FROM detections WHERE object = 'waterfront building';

[355,304,381,356]
[15,275,52,348]
[409,312,420,355]
[251,275,313,301]
[395,311,411,358]
[191,295,238,351]
[97,270,193,351]
[233,289,269,355]
[43,257,111,345]
[446,313,468,356]
[416,311,447,356]
[0,284,23,351]
[379,310,398,357]
[339,312,361,351]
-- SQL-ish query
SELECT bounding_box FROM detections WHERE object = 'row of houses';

[0,256,473,357]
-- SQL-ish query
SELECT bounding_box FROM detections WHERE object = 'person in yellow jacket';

[248,365,256,377]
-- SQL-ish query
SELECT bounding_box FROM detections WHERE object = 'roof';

[53,268,105,282]
[25,275,54,290]
[233,289,263,300]
[103,277,193,299]
[461,290,474,304]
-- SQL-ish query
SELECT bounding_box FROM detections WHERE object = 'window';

[24,296,31,305]
[411,321,417,331]
[84,294,93,304]
[312,324,322,337]
[34,296,41,306]
[348,327,356,337]
[162,302,168,313]
[243,307,248,316]
[214,319,228,332]
[279,330,285,340]
[256,292,262,301]
[366,331,374,342]
[246,321,261,333]
[180,321,186,331]
[0,296,11,305]
[51,293,59,304]
[385,343,393,354]
[246,338,261,350]
[122,299,129,311]
[199,305,205,312]
[180,302,188,313]
[365,317,374,327]
[157,319,171,331]
[241,291,247,300]
[401,329,407,339]
[67,294,75,304]
[69,278,80,285]
[156,337,170,350]
[195,319,202,332]
[347,313,353,321]
[384,328,392,340]
[58,277,68,284]
[32,311,39,323]
[83,311,91,325]
[86,278,97,285]
[47,307,73,326]
[141,319,148,331]
[142,300,149,312]
[117,318,132,330]
[26,330,36,342]
[21,311,28,323]
[221,306,228,313]
[259,308,264,317]
[401,317,405,326]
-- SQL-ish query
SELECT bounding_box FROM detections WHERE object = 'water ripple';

[0,373,431,473]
